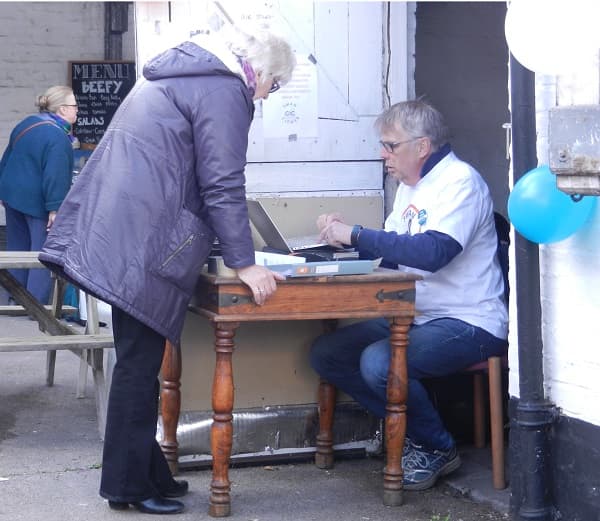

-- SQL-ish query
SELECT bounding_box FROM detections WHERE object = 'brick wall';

[0,1,135,226]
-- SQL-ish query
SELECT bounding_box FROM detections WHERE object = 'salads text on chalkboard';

[69,61,136,146]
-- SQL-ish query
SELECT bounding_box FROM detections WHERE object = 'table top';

[200,267,421,286]
[0,251,44,269]
[191,267,420,323]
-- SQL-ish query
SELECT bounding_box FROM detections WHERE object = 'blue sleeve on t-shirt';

[357,228,463,272]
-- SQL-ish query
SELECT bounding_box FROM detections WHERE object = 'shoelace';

[403,445,432,470]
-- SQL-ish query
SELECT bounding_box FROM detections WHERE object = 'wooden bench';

[0,334,114,352]
[0,304,77,316]
[0,251,114,438]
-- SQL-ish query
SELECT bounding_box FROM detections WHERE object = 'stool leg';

[488,356,506,489]
[473,372,485,449]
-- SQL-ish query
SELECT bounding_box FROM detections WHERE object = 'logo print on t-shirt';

[401,204,419,234]
[418,209,428,227]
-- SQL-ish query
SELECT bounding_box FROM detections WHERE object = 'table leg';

[209,322,239,518]
[315,378,336,468]
[383,316,411,506]
[315,319,338,469]
[160,340,181,475]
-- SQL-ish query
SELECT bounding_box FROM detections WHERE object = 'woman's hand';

[236,264,286,305]
[46,211,57,231]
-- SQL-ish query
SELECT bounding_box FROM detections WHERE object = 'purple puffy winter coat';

[40,41,256,345]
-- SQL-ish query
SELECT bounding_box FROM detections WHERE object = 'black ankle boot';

[108,497,184,514]
[162,479,189,498]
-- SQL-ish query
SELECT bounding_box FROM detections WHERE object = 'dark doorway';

[414,1,510,216]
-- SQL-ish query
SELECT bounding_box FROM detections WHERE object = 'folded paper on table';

[255,251,306,266]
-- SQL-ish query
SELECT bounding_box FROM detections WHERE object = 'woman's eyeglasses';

[269,80,281,94]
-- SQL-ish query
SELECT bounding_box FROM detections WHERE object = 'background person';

[311,100,508,491]
[39,28,295,515]
[0,85,77,304]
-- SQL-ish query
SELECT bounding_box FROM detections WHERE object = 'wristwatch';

[350,225,363,247]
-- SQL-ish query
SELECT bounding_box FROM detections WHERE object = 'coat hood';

[143,39,247,86]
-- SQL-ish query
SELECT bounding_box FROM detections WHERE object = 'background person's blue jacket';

[0,115,73,218]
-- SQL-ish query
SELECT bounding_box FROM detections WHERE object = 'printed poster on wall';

[262,55,318,138]
[215,0,319,139]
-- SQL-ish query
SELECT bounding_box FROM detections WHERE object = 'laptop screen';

[247,199,327,252]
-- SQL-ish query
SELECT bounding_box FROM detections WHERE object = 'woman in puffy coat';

[40,29,295,515]
[0,85,77,303]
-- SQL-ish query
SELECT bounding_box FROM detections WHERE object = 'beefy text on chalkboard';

[69,61,136,146]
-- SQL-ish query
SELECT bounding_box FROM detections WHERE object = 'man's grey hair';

[375,100,449,151]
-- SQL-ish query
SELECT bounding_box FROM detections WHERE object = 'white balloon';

[505,0,600,75]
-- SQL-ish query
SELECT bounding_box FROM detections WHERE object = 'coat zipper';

[160,233,195,269]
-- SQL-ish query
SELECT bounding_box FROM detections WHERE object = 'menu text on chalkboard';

[69,61,136,146]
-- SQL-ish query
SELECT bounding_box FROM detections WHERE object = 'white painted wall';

[135,1,392,195]
[508,61,600,426]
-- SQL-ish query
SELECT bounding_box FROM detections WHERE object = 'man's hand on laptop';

[316,212,344,232]
[236,264,286,305]
[317,213,352,249]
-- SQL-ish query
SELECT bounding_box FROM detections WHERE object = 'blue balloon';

[508,165,596,244]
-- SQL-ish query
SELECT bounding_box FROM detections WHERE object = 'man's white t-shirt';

[385,151,508,339]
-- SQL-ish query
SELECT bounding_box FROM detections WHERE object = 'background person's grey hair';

[35,85,74,114]
[375,100,450,151]
[227,29,296,85]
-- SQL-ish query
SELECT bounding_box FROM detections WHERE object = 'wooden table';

[159,268,419,517]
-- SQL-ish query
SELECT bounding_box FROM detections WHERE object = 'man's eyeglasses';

[379,137,422,153]
[269,80,281,94]
[63,104,78,109]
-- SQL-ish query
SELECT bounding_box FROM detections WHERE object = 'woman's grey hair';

[35,85,74,114]
[375,100,449,151]
[228,29,296,85]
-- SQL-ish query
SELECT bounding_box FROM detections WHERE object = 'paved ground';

[0,315,510,521]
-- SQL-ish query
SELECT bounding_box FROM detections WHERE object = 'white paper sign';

[263,55,319,139]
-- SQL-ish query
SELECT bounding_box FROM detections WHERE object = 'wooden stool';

[463,354,508,489]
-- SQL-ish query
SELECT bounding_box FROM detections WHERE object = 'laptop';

[246,199,357,260]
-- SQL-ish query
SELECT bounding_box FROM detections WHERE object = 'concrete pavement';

[0,315,509,521]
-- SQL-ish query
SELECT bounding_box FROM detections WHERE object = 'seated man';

[310,100,508,491]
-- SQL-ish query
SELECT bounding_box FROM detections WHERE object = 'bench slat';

[0,305,78,317]
[0,334,114,352]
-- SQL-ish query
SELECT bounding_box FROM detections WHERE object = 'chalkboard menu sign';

[69,60,136,146]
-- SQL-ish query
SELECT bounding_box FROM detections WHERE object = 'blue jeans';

[4,204,52,304]
[310,317,507,451]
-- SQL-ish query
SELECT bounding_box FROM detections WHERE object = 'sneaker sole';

[403,454,462,491]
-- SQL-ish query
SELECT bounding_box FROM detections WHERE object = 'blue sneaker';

[402,443,461,491]
[403,437,418,456]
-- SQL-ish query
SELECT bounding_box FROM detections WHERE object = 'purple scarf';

[238,58,257,98]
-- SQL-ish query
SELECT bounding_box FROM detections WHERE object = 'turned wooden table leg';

[383,316,411,506]
[315,318,337,469]
[209,322,239,518]
[315,378,336,468]
[160,340,181,475]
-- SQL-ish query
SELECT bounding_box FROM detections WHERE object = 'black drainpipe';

[508,55,559,521]
[104,2,130,60]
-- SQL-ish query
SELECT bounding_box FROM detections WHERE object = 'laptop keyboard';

[287,234,327,250]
